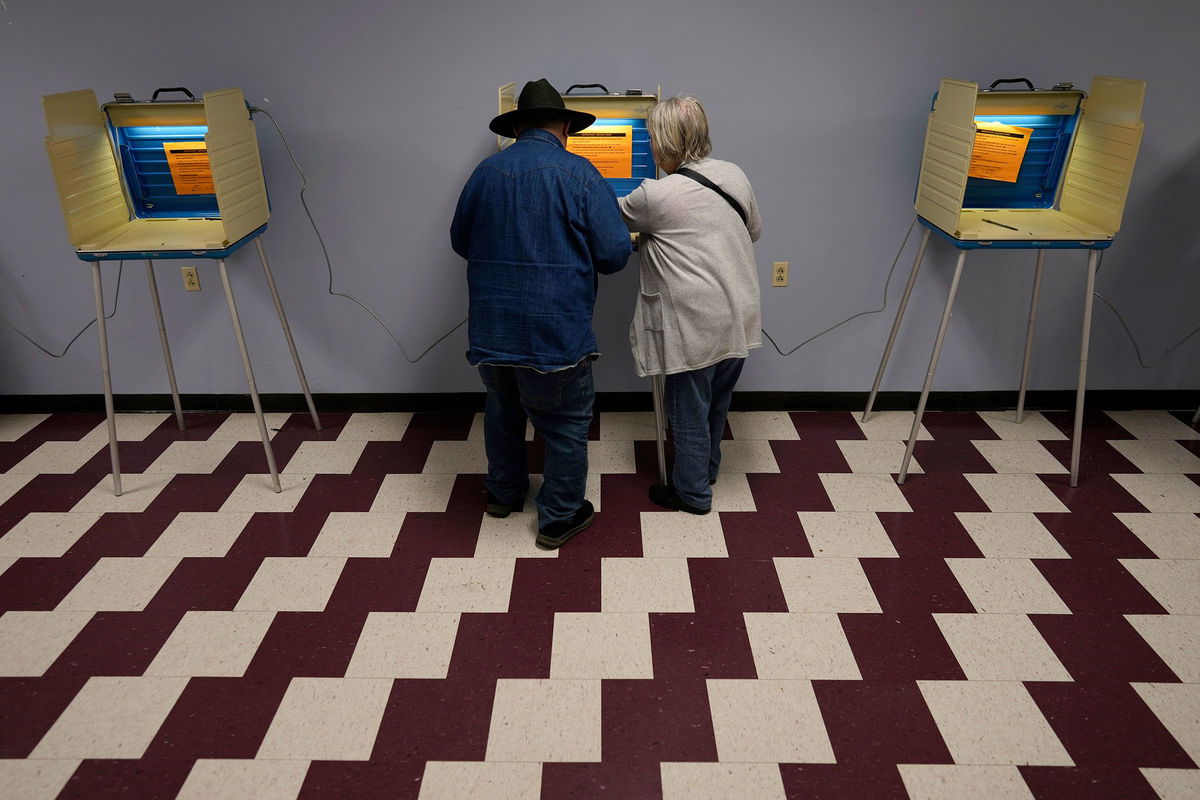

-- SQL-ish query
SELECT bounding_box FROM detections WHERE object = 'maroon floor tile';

[687,557,788,613]
[555,510,644,560]
[152,412,228,442]
[896,472,990,512]
[21,413,107,442]
[1038,510,1157,560]
[789,411,864,440]
[1035,559,1167,615]
[633,440,672,477]
[323,557,430,614]
[599,475,664,516]
[143,675,292,760]
[602,678,718,763]
[242,610,369,678]
[840,613,967,682]
[1041,437,1141,476]
[1039,473,1148,513]
[277,411,352,439]
[56,759,192,800]
[542,760,663,799]
[508,558,601,613]
[143,473,244,515]
[403,412,475,442]
[78,440,174,476]
[911,439,996,474]
[0,440,39,472]
[813,680,954,766]
[391,511,480,562]
[649,612,757,679]
[1042,409,1137,442]
[351,440,435,476]
[60,511,173,559]
[746,473,835,512]
[213,439,303,476]
[877,511,984,559]
[769,440,852,474]
[780,763,909,799]
[0,676,88,757]
[446,612,553,680]
[292,474,386,515]
[43,609,185,679]
[299,759,424,800]
[721,510,812,559]
[1026,681,1195,769]
[1020,766,1159,800]
[0,474,99,515]
[143,556,265,614]
[860,557,977,616]
[370,678,494,762]
[1031,614,1178,683]
[224,512,326,560]
[0,556,100,612]
[920,410,1002,441]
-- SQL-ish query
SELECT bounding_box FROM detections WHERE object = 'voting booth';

[864,76,1146,487]
[42,87,320,495]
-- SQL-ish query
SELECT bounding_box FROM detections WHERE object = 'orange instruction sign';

[163,141,215,195]
[567,125,634,179]
[968,122,1034,183]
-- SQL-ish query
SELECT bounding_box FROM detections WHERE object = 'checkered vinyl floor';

[1,408,1199,799]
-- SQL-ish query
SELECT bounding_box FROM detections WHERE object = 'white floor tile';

[744,612,861,679]
[550,612,653,679]
[706,679,835,762]
[0,512,102,558]
[933,613,1071,681]
[946,558,1070,614]
[854,410,933,441]
[660,763,786,800]
[1110,440,1200,473]
[774,557,881,613]
[283,441,367,474]
[1120,559,1200,614]
[601,557,694,613]
[1126,615,1200,682]
[972,441,1067,474]
[369,474,456,513]
[144,611,275,677]
[965,474,1068,513]
[143,511,253,558]
[1106,410,1200,441]
[56,557,180,612]
[955,512,1069,559]
[819,473,912,512]
[0,611,94,676]
[256,677,393,760]
[309,512,406,558]
[639,511,728,557]
[726,411,799,440]
[177,759,310,800]
[485,678,601,762]
[918,680,1072,766]
[234,557,346,612]
[419,762,540,800]
[344,612,461,679]
[30,676,189,759]
[143,440,237,474]
[1115,513,1200,559]
[899,764,1034,799]
[1113,474,1200,513]
[978,411,1067,441]
[417,558,515,613]
[798,511,898,558]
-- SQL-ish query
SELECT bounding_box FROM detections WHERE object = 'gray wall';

[2,0,1197,397]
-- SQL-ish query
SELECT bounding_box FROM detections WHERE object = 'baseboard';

[2,390,1197,415]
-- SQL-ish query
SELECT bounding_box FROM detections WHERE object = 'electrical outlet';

[771,261,789,287]
[180,266,200,291]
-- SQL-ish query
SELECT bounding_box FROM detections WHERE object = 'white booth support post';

[1015,250,1046,424]
[255,238,320,432]
[144,261,185,431]
[1069,251,1100,487]
[863,225,931,423]
[1193,406,1200,426]
[897,249,968,484]
[218,259,282,493]
[651,374,668,485]
[92,262,122,496]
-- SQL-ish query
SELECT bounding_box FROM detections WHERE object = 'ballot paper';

[968,121,1034,183]
[567,125,634,179]
[163,141,215,195]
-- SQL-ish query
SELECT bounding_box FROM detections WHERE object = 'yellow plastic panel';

[104,102,207,127]
[562,94,657,119]
[42,89,129,249]
[204,88,269,244]
[974,91,1083,117]
[1059,75,1145,234]
[914,79,977,235]
[77,218,229,253]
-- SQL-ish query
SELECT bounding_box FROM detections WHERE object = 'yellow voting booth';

[42,86,319,495]
[864,76,1147,487]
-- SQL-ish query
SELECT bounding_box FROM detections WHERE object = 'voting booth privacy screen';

[42,88,270,260]
[497,83,659,197]
[915,75,1145,247]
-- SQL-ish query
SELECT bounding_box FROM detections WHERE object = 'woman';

[620,95,762,514]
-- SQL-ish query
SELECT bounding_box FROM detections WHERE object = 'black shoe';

[649,484,710,515]
[486,490,526,518]
[536,500,595,549]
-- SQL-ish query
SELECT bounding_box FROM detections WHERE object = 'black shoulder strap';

[675,167,749,228]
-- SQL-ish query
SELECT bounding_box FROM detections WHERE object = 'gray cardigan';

[619,158,762,377]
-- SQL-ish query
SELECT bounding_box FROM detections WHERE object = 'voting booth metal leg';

[1192,405,1200,426]
[144,261,185,432]
[1069,251,1100,488]
[254,239,321,431]
[864,226,931,422]
[92,262,122,496]
[218,259,282,493]
[652,373,668,485]
[898,249,968,485]
[1015,250,1047,425]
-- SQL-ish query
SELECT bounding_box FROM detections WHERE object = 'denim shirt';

[451,128,632,371]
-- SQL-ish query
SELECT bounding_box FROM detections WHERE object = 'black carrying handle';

[564,83,609,95]
[987,78,1035,91]
[152,87,196,101]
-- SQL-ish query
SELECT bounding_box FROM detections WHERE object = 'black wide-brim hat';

[489,78,597,138]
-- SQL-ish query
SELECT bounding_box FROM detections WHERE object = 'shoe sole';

[535,511,595,550]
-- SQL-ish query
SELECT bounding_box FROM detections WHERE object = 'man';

[451,79,631,549]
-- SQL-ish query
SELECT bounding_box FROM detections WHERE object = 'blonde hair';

[647,96,712,172]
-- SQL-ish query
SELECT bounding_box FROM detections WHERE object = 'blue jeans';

[665,358,745,509]
[478,361,594,528]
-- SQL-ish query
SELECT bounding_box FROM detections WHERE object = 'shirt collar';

[517,128,565,148]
